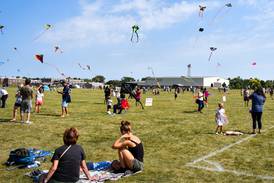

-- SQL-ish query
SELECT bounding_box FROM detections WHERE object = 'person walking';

[0,87,8,108]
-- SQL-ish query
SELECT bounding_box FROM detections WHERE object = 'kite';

[199,5,206,17]
[198,28,204,32]
[35,54,44,63]
[217,62,221,67]
[187,64,191,68]
[86,65,91,71]
[54,46,63,53]
[34,54,66,77]
[0,61,5,66]
[148,66,160,88]
[13,47,18,51]
[78,63,86,70]
[251,62,256,66]
[33,24,53,41]
[0,25,4,34]
[131,25,139,43]
[208,47,217,62]
[225,3,232,7]
[17,69,20,72]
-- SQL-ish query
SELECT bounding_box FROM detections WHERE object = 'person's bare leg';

[220,126,223,133]
[27,112,31,122]
[120,149,134,169]
[215,126,219,134]
[65,107,68,115]
[118,149,126,168]
[61,107,65,117]
[11,107,17,121]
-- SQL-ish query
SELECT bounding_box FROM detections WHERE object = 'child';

[106,96,112,114]
[10,85,23,122]
[215,103,228,134]
[35,86,44,113]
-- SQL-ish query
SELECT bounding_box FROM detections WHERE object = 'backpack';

[5,148,36,166]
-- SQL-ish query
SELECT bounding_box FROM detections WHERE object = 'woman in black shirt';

[112,121,144,172]
[44,127,94,183]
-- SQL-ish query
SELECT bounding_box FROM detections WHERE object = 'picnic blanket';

[26,169,141,183]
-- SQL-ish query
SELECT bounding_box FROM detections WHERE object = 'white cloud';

[42,0,222,45]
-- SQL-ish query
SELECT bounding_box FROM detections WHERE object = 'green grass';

[0,88,274,183]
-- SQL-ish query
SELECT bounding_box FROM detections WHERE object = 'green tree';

[91,75,105,83]
[121,76,135,83]
[249,78,261,89]
[105,80,121,87]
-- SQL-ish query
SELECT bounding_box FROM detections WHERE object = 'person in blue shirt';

[57,81,71,117]
[249,87,266,134]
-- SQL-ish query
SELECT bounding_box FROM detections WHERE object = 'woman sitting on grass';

[43,127,95,183]
[112,121,144,173]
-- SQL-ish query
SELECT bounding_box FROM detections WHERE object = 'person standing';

[10,84,23,122]
[243,88,250,107]
[35,85,44,113]
[58,81,71,117]
[0,87,8,108]
[249,88,266,134]
[197,90,204,113]
[20,79,33,124]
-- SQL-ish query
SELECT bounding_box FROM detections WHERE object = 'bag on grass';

[5,148,35,166]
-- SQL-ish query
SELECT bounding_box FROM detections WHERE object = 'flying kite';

[86,65,91,71]
[34,54,66,77]
[131,25,139,42]
[0,25,4,34]
[17,69,20,72]
[198,28,204,32]
[199,5,206,17]
[208,47,217,61]
[251,62,256,66]
[225,3,232,7]
[54,46,63,53]
[78,63,86,70]
[33,24,53,41]
[35,54,44,63]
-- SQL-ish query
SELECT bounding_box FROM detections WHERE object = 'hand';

[121,134,131,139]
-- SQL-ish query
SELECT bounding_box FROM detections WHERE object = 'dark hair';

[63,127,79,145]
[256,87,266,98]
[25,78,31,85]
[120,121,131,133]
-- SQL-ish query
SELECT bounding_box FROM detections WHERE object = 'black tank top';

[128,140,144,162]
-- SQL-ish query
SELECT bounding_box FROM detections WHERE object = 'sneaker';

[10,119,16,122]
[215,132,219,135]
[25,121,32,124]
[107,111,111,115]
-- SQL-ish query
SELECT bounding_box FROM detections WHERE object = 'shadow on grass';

[183,110,198,114]
[93,102,104,105]
[0,118,11,123]
[36,113,60,117]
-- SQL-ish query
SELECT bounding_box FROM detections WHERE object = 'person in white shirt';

[0,88,8,108]
[215,103,228,134]
[35,85,44,113]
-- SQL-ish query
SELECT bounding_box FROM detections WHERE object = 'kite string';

[208,51,213,62]
[44,63,66,78]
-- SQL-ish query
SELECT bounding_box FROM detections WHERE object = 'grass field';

[0,88,274,183]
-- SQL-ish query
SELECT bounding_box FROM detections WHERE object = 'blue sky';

[0,0,274,80]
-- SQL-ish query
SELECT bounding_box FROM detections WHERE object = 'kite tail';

[208,6,225,26]
[45,63,66,78]
[33,30,46,41]
[208,52,213,61]
[136,32,139,42]
[130,31,134,42]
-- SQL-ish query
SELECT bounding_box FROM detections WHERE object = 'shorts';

[21,100,32,113]
[36,99,43,105]
[62,100,69,107]
[14,103,21,107]
[131,159,144,172]
[244,97,249,101]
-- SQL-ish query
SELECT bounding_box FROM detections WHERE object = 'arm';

[112,134,131,149]
[44,160,59,183]
[80,160,96,181]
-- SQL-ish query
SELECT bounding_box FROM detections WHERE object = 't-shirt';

[36,91,44,100]
[249,93,265,112]
[51,144,86,182]
[0,88,8,97]
[198,92,204,101]
[216,108,227,124]
[62,85,71,101]
[20,86,33,100]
